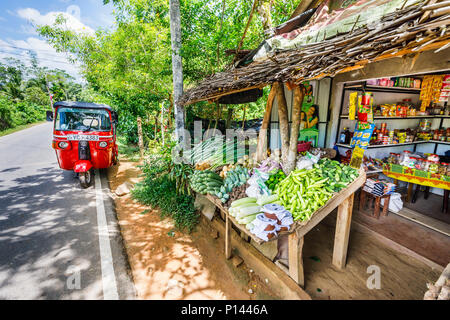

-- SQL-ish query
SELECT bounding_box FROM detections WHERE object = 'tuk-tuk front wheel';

[79,170,92,188]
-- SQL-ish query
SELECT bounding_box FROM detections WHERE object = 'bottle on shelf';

[339,127,349,144]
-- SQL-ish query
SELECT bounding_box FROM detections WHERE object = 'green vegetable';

[231,197,257,207]
[256,194,278,206]
[236,205,261,219]
[238,214,257,225]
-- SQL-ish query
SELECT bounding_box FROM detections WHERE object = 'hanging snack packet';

[348,92,357,120]
[350,123,375,150]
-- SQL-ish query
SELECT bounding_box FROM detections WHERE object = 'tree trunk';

[256,84,276,162]
[275,82,289,165]
[169,0,185,145]
[226,107,233,129]
[285,85,305,174]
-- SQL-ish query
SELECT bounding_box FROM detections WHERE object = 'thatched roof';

[180,0,450,106]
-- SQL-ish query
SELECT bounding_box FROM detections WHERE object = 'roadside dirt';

[106,157,278,300]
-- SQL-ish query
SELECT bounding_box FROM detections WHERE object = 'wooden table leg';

[412,184,420,203]
[374,197,381,219]
[443,190,449,214]
[424,187,430,200]
[288,232,304,287]
[406,183,414,203]
[225,213,232,259]
[333,193,354,269]
[382,195,390,217]
[359,190,366,212]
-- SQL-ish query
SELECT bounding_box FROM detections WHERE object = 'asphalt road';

[0,122,136,299]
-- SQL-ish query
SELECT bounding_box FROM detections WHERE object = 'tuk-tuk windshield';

[55,107,111,132]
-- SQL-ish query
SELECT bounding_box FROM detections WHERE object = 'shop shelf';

[344,84,421,93]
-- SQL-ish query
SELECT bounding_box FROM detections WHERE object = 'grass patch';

[0,121,47,138]
[117,135,141,162]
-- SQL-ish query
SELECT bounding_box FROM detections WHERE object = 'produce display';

[189,170,223,195]
[188,139,361,241]
[223,183,248,209]
[275,168,333,222]
[219,155,255,178]
[264,169,286,192]
[216,165,250,203]
[228,196,294,241]
[314,158,359,192]
[275,159,359,221]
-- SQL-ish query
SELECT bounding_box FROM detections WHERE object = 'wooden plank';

[332,193,354,269]
[295,169,366,238]
[288,233,305,287]
[352,220,445,272]
[393,207,450,237]
[225,211,232,259]
[210,216,311,300]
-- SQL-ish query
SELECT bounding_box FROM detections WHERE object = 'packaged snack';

[350,123,375,150]
[348,92,357,120]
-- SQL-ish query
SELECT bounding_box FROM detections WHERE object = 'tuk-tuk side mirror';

[46,110,54,122]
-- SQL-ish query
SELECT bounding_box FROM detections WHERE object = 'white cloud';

[1,7,97,82]
[16,7,94,35]
[0,37,82,82]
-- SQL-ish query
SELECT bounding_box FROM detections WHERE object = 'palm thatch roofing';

[180,0,450,106]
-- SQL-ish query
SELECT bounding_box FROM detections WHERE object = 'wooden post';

[285,85,304,173]
[256,84,276,162]
[226,107,233,129]
[275,82,289,165]
[225,212,232,259]
[332,193,354,269]
[288,232,304,287]
[137,116,144,158]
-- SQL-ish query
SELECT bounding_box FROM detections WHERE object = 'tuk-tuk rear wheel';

[79,170,92,188]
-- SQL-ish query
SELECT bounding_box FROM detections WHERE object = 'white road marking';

[94,169,119,300]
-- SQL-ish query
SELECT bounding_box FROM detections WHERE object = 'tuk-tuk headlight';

[99,141,108,148]
[58,141,69,149]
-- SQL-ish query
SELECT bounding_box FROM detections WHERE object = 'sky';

[0,0,116,82]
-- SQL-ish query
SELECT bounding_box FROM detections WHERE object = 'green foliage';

[36,0,300,141]
[0,54,93,133]
[131,142,198,232]
[0,96,47,130]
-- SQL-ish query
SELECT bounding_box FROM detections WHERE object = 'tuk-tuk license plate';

[66,134,99,141]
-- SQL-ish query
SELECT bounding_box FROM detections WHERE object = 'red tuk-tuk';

[48,101,118,188]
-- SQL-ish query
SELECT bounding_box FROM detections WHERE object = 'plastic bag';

[381,192,403,213]
[296,158,314,170]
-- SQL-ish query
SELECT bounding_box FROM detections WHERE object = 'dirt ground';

[106,157,278,300]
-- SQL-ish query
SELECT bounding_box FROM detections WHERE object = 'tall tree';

[169,0,185,145]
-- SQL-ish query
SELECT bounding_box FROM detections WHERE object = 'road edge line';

[94,169,119,300]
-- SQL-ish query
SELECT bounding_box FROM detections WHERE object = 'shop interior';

[335,72,449,246]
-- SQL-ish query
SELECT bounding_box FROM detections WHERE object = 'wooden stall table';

[206,169,366,288]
